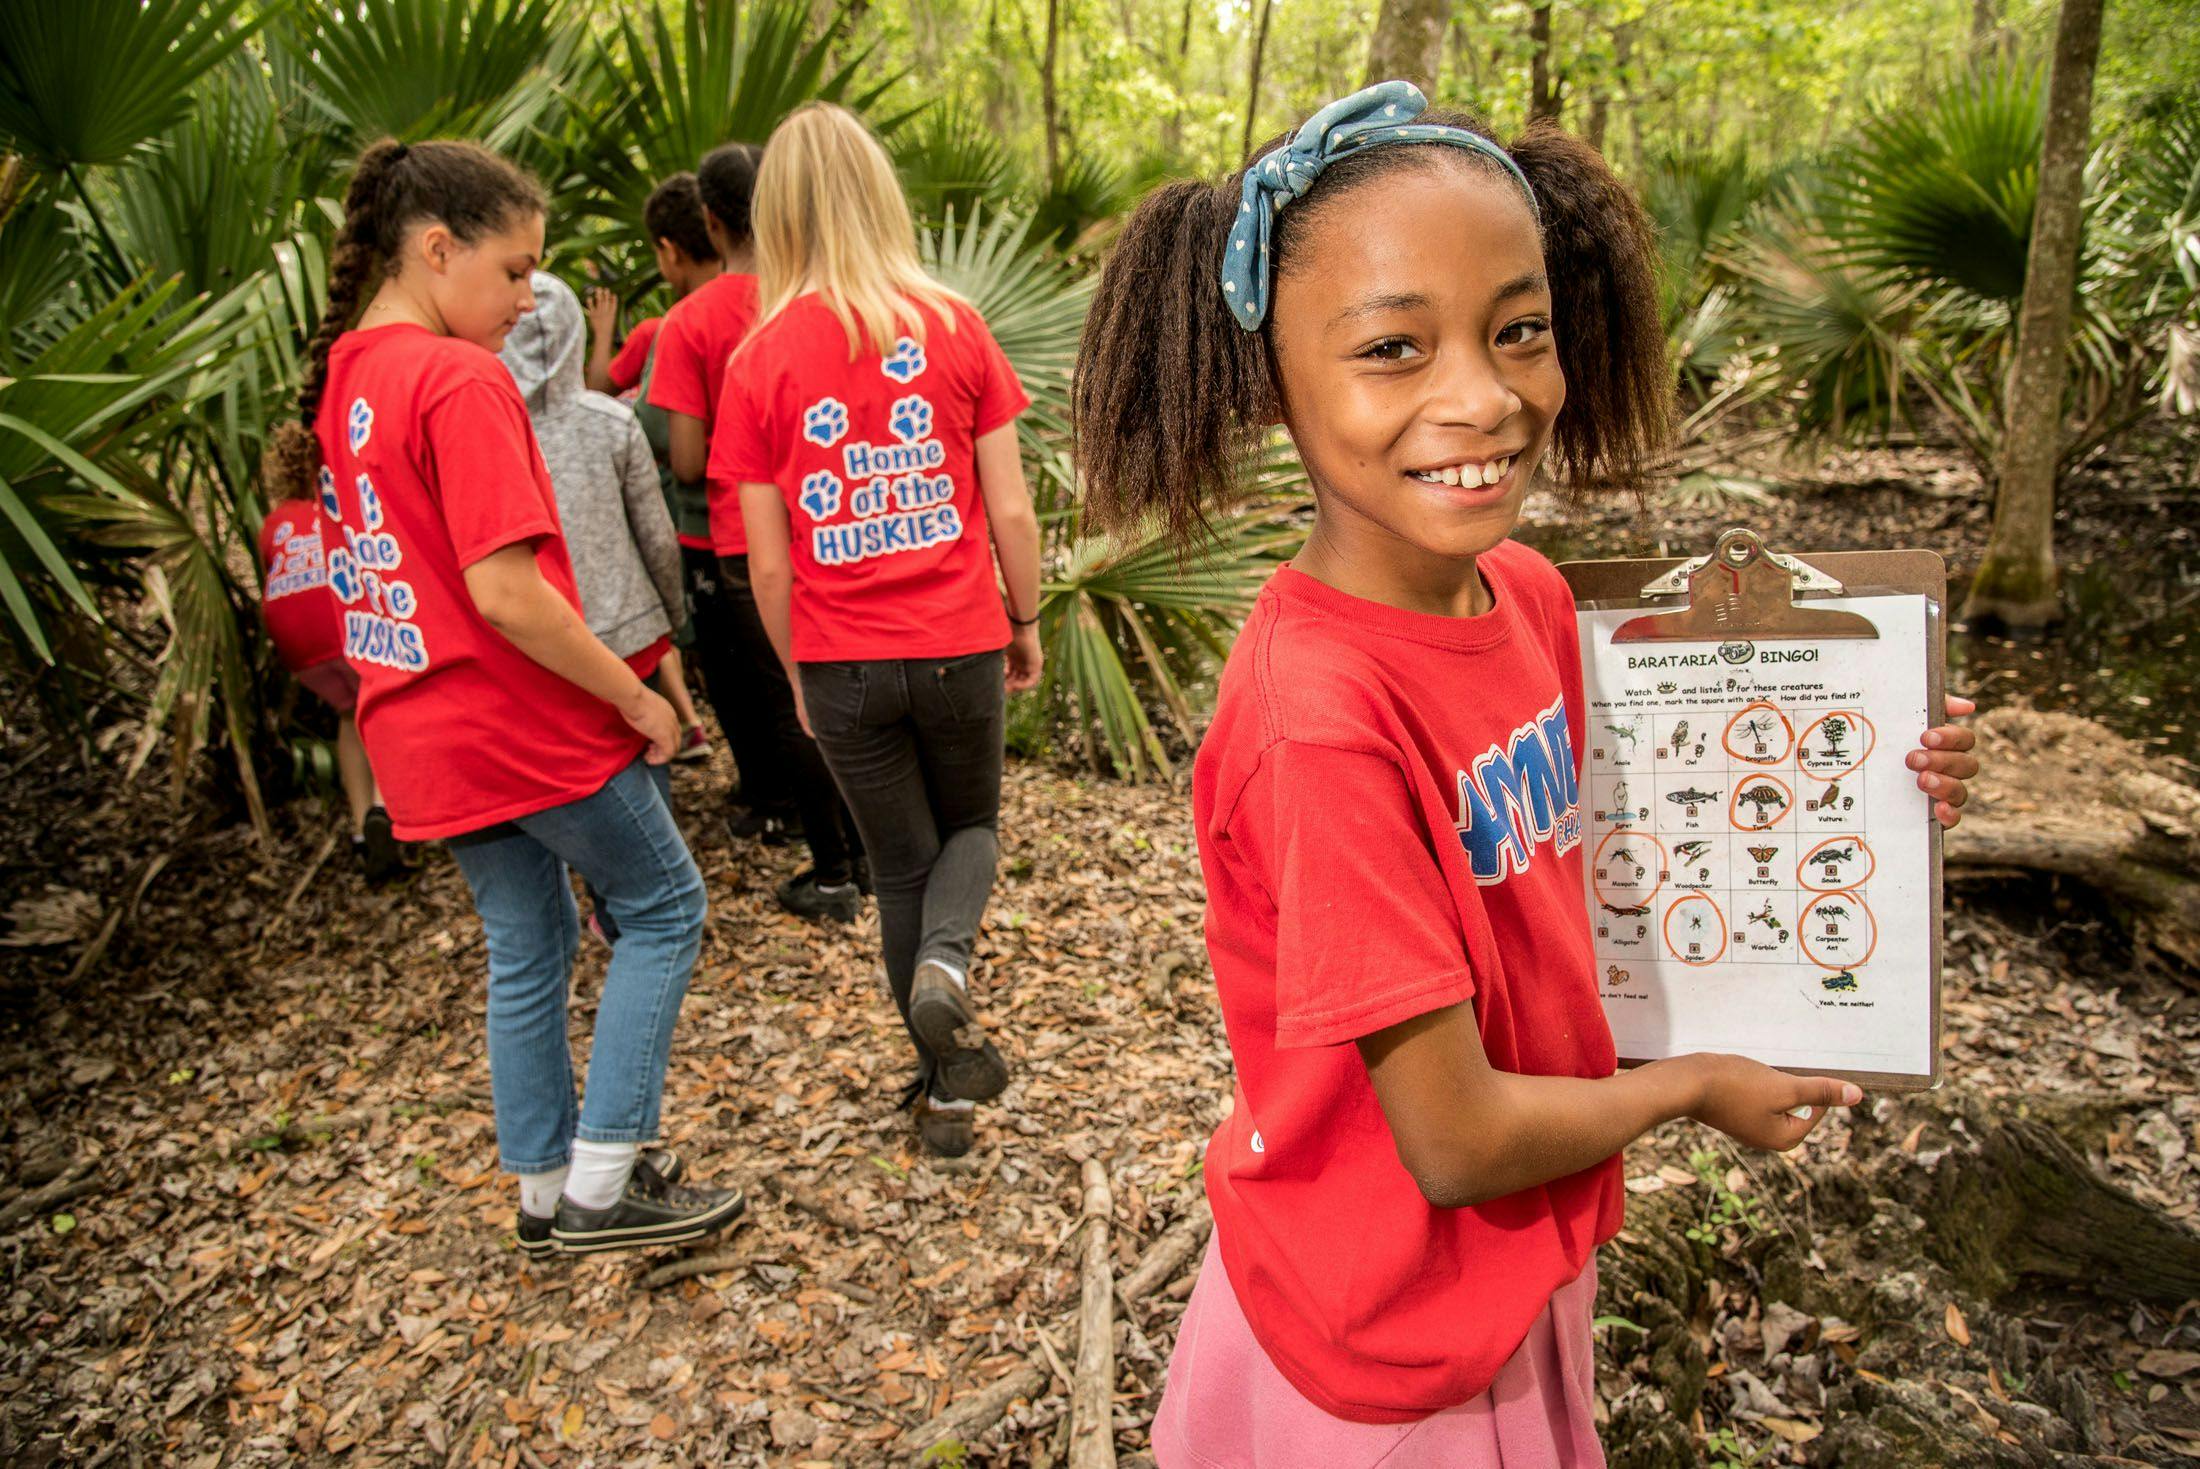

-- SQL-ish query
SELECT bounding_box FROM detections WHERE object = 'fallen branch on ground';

[1069,1159,1116,1469]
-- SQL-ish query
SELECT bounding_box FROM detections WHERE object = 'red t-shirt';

[608,315,660,395]
[313,324,646,840]
[258,498,343,672]
[646,273,760,555]
[709,295,1028,663]
[1194,545,1623,1424]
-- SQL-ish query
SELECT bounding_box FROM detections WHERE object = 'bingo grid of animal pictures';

[1587,695,1879,991]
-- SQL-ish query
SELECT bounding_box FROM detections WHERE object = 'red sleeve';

[708,352,776,488]
[645,309,709,420]
[970,317,1029,435]
[422,381,559,568]
[608,316,660,392]
[1236,740,1477,1048]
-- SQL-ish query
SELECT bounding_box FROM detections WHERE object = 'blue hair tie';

[1220,80,1537,332]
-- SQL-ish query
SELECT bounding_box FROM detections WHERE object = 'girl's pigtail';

[1507,123,1673,490]
[1072,180,1275,547]
[261,138,408,504]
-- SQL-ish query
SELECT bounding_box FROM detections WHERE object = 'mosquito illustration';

[1607,847,1647,880]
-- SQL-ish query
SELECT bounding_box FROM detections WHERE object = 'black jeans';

[801,651,1005,1087]
[717,555,858,877]
[681,547,789,817]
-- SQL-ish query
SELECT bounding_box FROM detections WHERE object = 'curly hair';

[1071,112,1670,545]
[696,143,762,250]
[260,138,545,507]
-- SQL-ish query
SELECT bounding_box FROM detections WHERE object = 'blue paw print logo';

[880,337,927,384]
[346,397,374,454]
[317,465,340,519]
[326,547,361,605]
[355,473,384,531]
[802,397,849,448]
[798,470,844,522]
[889,394,933,444]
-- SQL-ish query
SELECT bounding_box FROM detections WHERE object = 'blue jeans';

[449,758,706,1174]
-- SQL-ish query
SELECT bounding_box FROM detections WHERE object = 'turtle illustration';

[1736,782,1789,824]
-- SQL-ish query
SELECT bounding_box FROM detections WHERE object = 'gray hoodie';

[501,272,685,659]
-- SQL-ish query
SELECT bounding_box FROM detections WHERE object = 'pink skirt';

[1151,1236,1606,1469]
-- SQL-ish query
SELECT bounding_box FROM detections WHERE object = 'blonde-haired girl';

[713,102,1044,1157]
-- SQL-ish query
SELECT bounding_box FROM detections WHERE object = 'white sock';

[563,1140,639,1210]
[518,1167,568,1218]
[926,959,968,991]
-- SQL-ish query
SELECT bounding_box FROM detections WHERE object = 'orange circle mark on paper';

[1797,834,1876,891]
[1795,710,1877,783]
[1662,893,1729,966]
[1593,828,1668,911]
[1728,773,1795,831]
[1798,890,1877,970]
[1721,700,1795,765]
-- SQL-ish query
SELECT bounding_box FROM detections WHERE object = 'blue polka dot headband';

[1221,80,1538,332]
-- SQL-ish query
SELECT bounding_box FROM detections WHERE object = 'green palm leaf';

[276,0,579,146]
[0,0,258,170]
[895,103,1025,226]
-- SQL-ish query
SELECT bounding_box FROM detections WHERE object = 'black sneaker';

[550,1160,744,1256]
[854,854,873,896]
[775,868,862,922]
[908,960,1009,1102]
[727,806,803,846]
[357,806,407,884]
[514,1150,684,1258]
[913,1092,976,1158]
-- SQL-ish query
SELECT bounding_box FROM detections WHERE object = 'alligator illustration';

[1667,785,1721,818]
[1600,901,1651,917]
[1736,782,1790,824]
[1822,970,1859,993]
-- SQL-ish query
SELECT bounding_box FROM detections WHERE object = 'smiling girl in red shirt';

[1073,83,1981,1465]
[259,139,744,1258]
[717,104,1044,1159]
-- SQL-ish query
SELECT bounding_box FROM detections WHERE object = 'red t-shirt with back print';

[708,294,1028,663]
[1193,543,1623,1424]
[257,498,343,672]
[645,272,760,555]
[607,315,661,395]
[313,323,645,840]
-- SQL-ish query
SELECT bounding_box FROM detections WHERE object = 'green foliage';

[894,104,1024,225]
[0,0,258,170]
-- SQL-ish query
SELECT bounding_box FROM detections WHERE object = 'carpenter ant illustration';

[1604,719,1642,760]
[1745,901,1790,942]
[1736,782,1789,825]
[1806,778,1856,814]
[1673,840,1714,881]
[1817,901,1852,920]
[1822,970,1860,993]
[1667,784,1721,819]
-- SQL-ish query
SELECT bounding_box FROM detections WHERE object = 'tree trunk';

[1971,0,2002,63]
[1041,0,1062,189]
[1241,0,1275,160]
[1160,0,1195,154]
[1362,0,1447,95]
[1528,5,1563,124]
[1964,0,2104,629]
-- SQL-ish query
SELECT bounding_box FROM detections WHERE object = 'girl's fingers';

[1945,694,1978,718]
[1918,725,1976,751]
[1909,750,1979,779]
[1935,799,1964,829]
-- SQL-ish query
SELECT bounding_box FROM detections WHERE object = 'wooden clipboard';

[1558,527,1949,1090]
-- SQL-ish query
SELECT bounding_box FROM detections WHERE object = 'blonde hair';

[750,102,967,357]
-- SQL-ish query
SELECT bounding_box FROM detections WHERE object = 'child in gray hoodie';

[501,273,696,725]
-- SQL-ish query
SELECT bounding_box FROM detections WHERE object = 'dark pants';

[681,546,790,817]
[716,555,859,877]
[801,651,1005,1087]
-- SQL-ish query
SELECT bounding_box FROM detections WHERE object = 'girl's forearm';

[468,557,648,713]
[1445,1059,1703,1204]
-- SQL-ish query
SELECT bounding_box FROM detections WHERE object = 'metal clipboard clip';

[1613,527,1879,645]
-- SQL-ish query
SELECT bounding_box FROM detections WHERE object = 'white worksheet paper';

[1576,594,1935,1080]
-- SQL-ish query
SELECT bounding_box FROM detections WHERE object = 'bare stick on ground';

[1070,1158,1117,1469]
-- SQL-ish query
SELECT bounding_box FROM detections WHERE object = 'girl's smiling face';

[1269,159,1562,578]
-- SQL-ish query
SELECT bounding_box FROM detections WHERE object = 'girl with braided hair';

[1072,84,1981,1463]
[264,139,744,1257]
